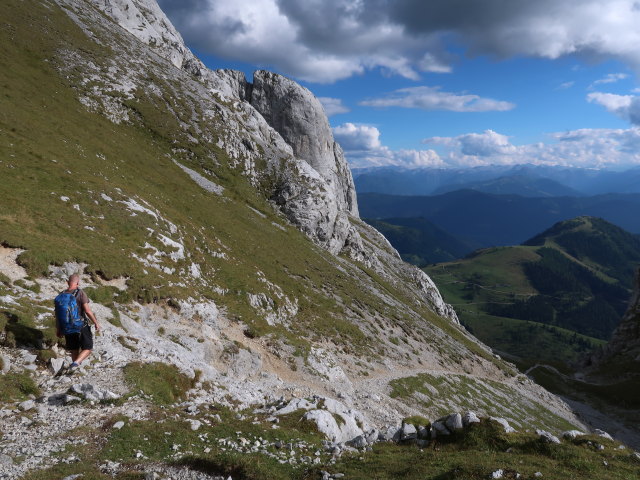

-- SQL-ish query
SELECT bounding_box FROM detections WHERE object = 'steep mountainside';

[359,190,640,247]
[2,1,636,478]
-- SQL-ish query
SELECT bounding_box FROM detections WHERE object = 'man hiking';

[55,273,102,373]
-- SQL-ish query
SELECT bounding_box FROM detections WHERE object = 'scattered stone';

[0,453,13,465]
[190,419,202,431]
[1,354,11,373]
[490,417,516,433]
[534,473,543,477]
[444,413,463,432]
[562,430,585,440]
[18,400,36,412]
[62,475,84,480]
[113,421,125,430]
[594,429,614,441]
[347,434,367,449]
[400,422,417,441]
[536,430,561,444]
[49,358,66,376]
[462,411,480,427]
[491,469,504,479]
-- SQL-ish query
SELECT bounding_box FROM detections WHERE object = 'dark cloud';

[156,0,640,83]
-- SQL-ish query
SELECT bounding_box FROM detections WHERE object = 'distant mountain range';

[359,190,640,247]
[353,164,640,197]
[425,216,640,369]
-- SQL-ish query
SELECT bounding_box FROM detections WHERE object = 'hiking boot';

[67,362,81,375]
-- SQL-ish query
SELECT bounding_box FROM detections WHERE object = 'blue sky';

[159,0,640,169]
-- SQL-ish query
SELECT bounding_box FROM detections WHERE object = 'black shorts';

[64,325,93,351]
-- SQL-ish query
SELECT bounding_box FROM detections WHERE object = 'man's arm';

[82,303,101,332]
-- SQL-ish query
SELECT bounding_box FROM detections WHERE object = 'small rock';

[23,353,37,364]
[462,411,481,427]
[400,422,417,441]
[63,394,81,405]
[0,453,13,465]
[49,358,65,375]
[62,475,84,480]
[632,452,640,460]
[18,400,36,411]
[0,354,10,373]
[113,421,125,430]
[347,435,367,449]
[594,429,614,441]
[190,420,202,431]
[144,473,159,480]
[204,447,211,453]
[445,413,463,431]
[490,417,516,433]
[534,473,543,478]
[562,430,585,440]
[491,469,504,479]
[333,474,345,479]
[536,430,561,444]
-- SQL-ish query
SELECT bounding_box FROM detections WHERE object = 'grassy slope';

[425,244,607,371]
[0,0,392,354]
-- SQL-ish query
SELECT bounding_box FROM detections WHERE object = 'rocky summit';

[1,1,639,479]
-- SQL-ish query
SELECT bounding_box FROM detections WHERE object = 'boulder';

[431,421,451,437]
[400,422,417,441]
[562,430,585,440]
[444,413,463,431]
[536,429,561,444]
[594,429,614,441]
[489,417,516,433]
[462,411,481,427]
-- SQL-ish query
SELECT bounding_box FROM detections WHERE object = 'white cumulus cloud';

[333,123,444,168]
[158,0,640,83]
[587,92,640,124]
[359,86,515,112]
[318,97,350,116]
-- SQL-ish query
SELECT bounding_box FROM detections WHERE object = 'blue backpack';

[54,289,84,335]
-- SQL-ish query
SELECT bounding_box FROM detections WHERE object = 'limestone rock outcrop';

[75,0,458,322]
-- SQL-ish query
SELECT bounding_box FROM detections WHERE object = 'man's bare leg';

[75,349,92,365]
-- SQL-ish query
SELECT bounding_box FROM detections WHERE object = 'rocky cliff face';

[81,0,455,320]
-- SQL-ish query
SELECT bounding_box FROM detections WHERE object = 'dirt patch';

[0,247,27,282]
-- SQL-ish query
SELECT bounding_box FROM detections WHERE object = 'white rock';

[491,469,504,479]
[18,400,36,411]
[536,430,561,444]
[462,411,481,427]
[113,421,125,430]
[400,422,417,441]
[49,358,66,376]
[490,417,516,433]
[562,430,585,440]
[445,413,463,431]
[594,429,614,441]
